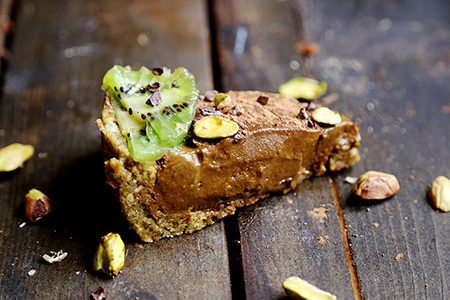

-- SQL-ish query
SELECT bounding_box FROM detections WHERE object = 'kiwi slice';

[102,65,199,162]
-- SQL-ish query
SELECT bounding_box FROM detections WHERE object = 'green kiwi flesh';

[102,66,199,162]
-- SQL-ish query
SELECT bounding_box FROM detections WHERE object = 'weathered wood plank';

[213,0,306,92]
[0,1,230,299]
[238,178,355,299]
[213,0,355,299]
[0,0,14,77]
[301,0,450,298]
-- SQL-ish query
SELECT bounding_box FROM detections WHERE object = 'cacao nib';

[228,105,245,116]
[152,68,164,75]
[146,90,162,107]
[257,95,269,105]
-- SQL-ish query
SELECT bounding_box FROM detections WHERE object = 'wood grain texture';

[212,0,307,92]
[0,1,229,299]
[2,0,450,299]
[300,0,450,298]
[213,0,356,299]
[238,178,354,299]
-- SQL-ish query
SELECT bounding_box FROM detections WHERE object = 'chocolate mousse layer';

[97,90,360,242]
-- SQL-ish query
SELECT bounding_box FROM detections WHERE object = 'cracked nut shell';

[352,171,400,200]
[429,175,450,212]
[93,232,125,277]
[25,189,53,222]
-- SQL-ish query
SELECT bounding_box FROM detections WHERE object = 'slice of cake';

[96,66,361,242]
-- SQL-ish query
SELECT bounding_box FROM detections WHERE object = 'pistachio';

[278,77,327,100]
[283,276,337,300]
[0,143,35,172]
[214,93,232,109]
[311,107,342,125]
[93,233,125,277]
[353,171,400,200]
[193,116,239,139]
[25,189,53,222]
[429,176,450,212]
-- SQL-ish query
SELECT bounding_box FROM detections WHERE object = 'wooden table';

[1,0,449,299]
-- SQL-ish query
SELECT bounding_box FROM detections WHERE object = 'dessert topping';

[228,105,245,116]
[352,171,400,200]
[152,67,164,75]
[257,95,269,105]
[429,175,450,212]
[146,89,162,107]
[296,108,317,128]
[214,93,232,109]
[198,107,221,117]
[193,116,239,139]
[311,107,342,125]
[146,81,162,93]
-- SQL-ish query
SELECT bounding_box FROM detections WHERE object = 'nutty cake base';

[97,91,360,242]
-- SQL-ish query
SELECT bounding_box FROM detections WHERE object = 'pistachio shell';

[429,176,450,212]
[278,77,327,100]
[353,171,400,200]
[283,276,337,300]
[193,116,239,139]
[311,107,342,125]
[0,143,35,172]
[214,93,232,109]
[25,188,53,222]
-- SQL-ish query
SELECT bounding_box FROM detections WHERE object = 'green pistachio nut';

[214,93,232,109]
[193,116,239,139]
[93,232,125,276]
[0,143,34,172]
[278,77,327,100]
[311,107,342,125]
[429,176,450,212]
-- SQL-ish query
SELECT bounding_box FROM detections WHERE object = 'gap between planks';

[331,176,362,300]
[207,0,246,298]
